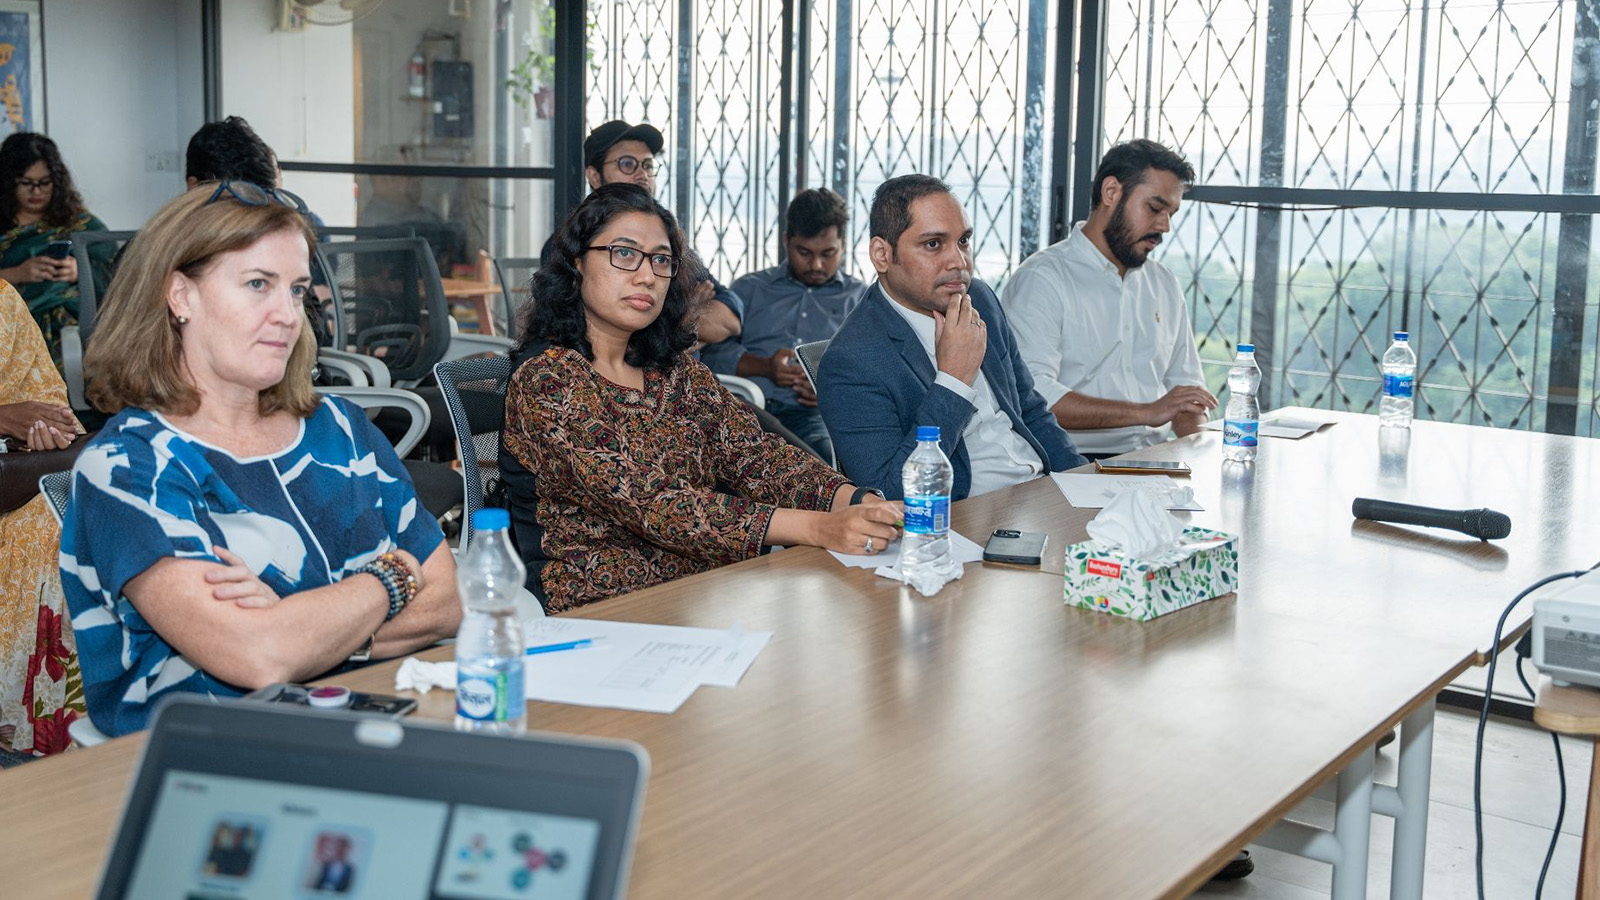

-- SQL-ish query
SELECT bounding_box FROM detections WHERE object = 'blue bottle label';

[903,495,949,535]
[456,665,524,721]
[1223,419,1258,448]
[1383,373,1414,399]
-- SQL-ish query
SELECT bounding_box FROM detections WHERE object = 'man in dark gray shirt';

[705,189,866,459]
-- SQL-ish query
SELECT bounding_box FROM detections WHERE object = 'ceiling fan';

[282,0,389,28]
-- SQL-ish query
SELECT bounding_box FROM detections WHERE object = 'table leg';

[474,296,496,336]
[1389,699,1436,900]
[1330,745,1376,900]
[1581,737,1600,900]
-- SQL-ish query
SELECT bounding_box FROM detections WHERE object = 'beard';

[1104,197,1162,270]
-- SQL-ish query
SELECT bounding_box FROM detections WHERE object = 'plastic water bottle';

[899,426,955,582]
[1380,331,1417,428]
[455,508,527,734]
[1222,344,1261,463]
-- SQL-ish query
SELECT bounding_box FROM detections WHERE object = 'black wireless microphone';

[1351,497,1512,541]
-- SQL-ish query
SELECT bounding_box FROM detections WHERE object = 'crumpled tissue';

[1084,488,1191,566]
[396,657,456,694]
[879,551,964,597]
[393,590,544,695]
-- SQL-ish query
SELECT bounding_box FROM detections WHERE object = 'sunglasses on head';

[204,180,311,216]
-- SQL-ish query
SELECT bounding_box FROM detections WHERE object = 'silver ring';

[864,537,875,553]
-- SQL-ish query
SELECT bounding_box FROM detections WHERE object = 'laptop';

[94,697,648,900]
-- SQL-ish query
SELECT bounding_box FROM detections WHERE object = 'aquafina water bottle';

[1380,331,1417,428]
[455,508,527,734]
[899,426,955,582]
[1222,344,1261,463]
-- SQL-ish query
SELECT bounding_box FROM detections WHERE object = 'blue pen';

[525,637,603,656]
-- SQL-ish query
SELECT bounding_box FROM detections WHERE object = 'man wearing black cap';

[538,120,742,347]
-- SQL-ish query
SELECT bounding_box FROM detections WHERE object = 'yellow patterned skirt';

[0,494,83,755]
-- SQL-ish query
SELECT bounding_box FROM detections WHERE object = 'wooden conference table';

[4,410,1597,899]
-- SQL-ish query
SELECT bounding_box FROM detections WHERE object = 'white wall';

[42,0,204,229]
[219,1,356,225]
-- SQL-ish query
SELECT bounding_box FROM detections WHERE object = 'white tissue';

[395,657,456,694]
[1085,489,1188,564]
[876,554,965,597]
[392,595,542,696]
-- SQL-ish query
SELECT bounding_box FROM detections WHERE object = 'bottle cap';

[916,425,940,442]
[1237,343,1255,353]
[473,508,510,531]
[307,686,351,709]
[1394,331,1408,341]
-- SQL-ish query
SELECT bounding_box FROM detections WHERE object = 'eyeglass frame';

[14,176,53,194]
[602,154,661,178]
[584,244,681,278]
[204,180,312,217]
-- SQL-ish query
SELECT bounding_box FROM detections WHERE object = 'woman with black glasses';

[500,183,903,613]
[59,184,460,736]
[0,132,110,370]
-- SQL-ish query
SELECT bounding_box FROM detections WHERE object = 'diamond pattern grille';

[585,0,678,198]
[1104,0,1596,435]
[588,0,1050,289]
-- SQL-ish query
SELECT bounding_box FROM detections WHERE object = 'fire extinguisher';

[408,51,426,98]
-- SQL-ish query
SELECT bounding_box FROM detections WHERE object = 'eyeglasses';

[604,155,660,177]
[585,244,680,278]
[15,177,52,193]
[204,180,311,216]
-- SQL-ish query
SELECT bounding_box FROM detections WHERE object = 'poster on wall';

[0,2,43,137]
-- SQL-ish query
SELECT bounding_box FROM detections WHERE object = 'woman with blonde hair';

[61,183,460,737]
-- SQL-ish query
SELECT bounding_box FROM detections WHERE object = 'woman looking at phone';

[0,132,110,369]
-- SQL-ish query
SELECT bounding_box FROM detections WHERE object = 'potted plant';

[507,7,556,118]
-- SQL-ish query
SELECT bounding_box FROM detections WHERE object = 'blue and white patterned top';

[59,396,444,737]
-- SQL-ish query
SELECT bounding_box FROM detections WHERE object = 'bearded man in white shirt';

[1004,139,1218,459]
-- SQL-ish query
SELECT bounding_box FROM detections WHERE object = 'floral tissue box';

[1064,526,1239,622]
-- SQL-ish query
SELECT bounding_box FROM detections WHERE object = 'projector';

[1532,569,1600,688]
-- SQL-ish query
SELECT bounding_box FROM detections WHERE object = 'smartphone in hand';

[44,240,72,260]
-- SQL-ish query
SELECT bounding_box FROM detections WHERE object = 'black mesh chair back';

[491,256,540,340]
[71,230,137,344]
[318,224,417,242]
[794,339,829,396]
[39,470,72,527]
[434,353,514,550]
[316,237,451,385]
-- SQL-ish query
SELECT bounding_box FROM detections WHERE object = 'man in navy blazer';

[817,175,1085,500]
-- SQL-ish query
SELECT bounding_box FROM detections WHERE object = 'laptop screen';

[98,700,646,900]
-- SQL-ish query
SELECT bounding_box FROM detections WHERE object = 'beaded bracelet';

[356,551,418,621]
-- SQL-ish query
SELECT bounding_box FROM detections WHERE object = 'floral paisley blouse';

[499,344,848,612]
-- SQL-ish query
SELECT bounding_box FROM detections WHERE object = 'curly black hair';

[0,132,88,228]
[516,183,696,371]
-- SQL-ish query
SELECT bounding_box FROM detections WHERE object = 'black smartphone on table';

[244,682,417,718]
[983,529,1049,566]
[44,239,72,260]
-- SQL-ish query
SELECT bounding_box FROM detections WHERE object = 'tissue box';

[1064,527,1239,621]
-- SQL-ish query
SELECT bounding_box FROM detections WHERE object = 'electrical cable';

[1514,650,1566,900]
[1474,568,1591,900]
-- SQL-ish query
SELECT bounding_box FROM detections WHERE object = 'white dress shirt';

[1003,223,1206,455]
[882,289,1044,496]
